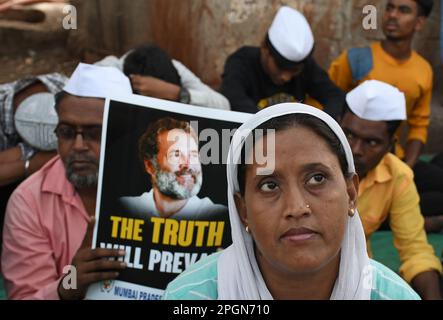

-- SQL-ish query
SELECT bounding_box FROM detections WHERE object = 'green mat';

[371,231,443,273]
[0,231,440,300]
[0,275,5,300]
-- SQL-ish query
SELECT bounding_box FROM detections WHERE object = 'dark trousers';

[0,182,20,256]
[414,153,443,217]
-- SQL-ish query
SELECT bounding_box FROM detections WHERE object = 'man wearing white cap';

[1,63,132,300]
[330,0,434,169]
[340,80,442,300]
[221,6,345,119]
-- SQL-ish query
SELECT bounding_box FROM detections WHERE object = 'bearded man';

[119,117,227,220]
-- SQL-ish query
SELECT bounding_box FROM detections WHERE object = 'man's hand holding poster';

[86,95,250,299]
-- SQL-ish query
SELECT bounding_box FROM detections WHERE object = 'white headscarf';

[218,103,372,300]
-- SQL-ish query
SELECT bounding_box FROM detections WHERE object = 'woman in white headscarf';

[163,103,420,300]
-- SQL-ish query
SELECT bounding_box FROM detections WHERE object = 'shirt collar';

[359,154,392,195]
[41,156,82,207]
[373,42,415,67]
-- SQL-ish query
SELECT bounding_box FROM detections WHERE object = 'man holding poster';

[1,63,133,300]
[119,117,227,220]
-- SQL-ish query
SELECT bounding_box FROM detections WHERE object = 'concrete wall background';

[66,0,442,153]
[69,0,441,90]
[0,1,440,151]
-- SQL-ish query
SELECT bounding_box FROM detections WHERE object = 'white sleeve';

[172,60,230,110]
[93,51,132,71]
[93,55,124,70]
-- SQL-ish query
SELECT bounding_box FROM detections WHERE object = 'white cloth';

[0,72,67,158]
[172,60,230,110]
[93,54,127,70]
[94,55,231,110]
[64,63,132,99]
[218,102,372,300]
[268,6,314,62]
[14,92,58,151]
[346,80,407,121]
[119,189,227,221]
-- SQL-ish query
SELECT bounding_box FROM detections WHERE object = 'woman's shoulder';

[369,259,420,300]
[163,251,221,300]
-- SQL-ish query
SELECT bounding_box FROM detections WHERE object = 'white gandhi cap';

[346,80,407,121]
[63,62,132,99]
[268,6,314,62]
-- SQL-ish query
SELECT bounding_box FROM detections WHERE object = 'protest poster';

[86,95,251,299]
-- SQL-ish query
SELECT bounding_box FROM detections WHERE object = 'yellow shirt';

[329,42,433,158]
[358,153,442,283]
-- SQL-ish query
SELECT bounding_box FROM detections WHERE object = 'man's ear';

[415,15,426,32]
[387,135,397,154]
[260,42,270,58]
[144,159,156,177]
[234,192,248,227]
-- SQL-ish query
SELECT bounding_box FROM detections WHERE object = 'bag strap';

[348,47,373,83]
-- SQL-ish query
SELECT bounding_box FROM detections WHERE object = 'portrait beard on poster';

[153,158,202,200]
[86,98,248,300]
[119,123,228,221]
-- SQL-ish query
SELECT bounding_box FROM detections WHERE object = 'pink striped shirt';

[1,156,90,299]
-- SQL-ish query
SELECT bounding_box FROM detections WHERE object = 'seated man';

[0,73,66,247]
[1,63,133,299]
[328,0,442,230]
[329,0,434,167]
[95,44,230,110]
[340,80,442,300]
[119,117,227,220]
[220,6,344,119]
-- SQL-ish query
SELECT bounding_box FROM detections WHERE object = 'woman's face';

[235,126,358,277]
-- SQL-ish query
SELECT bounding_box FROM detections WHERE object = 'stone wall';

[66,0,442,153]
[69,0,441,90]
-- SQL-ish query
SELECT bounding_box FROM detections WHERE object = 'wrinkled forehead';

[342,111,390,140]
[57,94,105,126]
[232,113,354,177]
[385,0,418,10]
[157,128,198,151]
[243,126,339,167]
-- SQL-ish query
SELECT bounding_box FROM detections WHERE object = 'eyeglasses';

[54,124,102,142]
